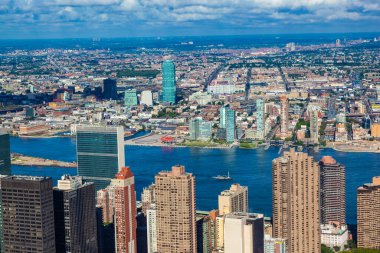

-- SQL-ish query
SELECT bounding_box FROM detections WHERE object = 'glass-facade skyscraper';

[256,99,265,140]
[220,106,236,143]
[76,125,125,190]
[124,89,138,106]
[189,118,212,141]
[0,133,11,175]
[161,60,176,104]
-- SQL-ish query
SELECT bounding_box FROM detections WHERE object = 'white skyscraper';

[147,204,157,253]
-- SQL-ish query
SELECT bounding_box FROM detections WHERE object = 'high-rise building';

[218,183,248,215]
[216,216,225,250]
[189,118,212,141]
[279,95,289,138]
[124,89,138,106]
[264,235,286,253]
[146,204,157,253]
[141,183,155,215]
[220,106,236,143]
[1,176,56,252]
[112,167,137,253]
[272,149,320,253]
[161,60,176,104]
[155,165,196,253]
[308,106,320,143]
[198,210,218,253]
[76,125,125,190]
[0,133,11,175]
[97,185,115,224]
[224,213,264,253]
[53,175,98,253]
[357,176,380,249]
[256,99,266,140]
[140,90,153,106]
[320,156,346,224]
[103,78,118,100]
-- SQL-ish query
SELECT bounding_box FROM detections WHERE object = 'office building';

[54,175,98,253]
[1,176,56,252]
[155,165,196,253]
[103,78,118,99]
[0,133,11,175]
[141,183,155,215]
[256,99,266,140]
[264,235,286,253]
[320,222,349,251]
[124,89,138,106]
[140,90,153,106]
[357,176,380,249]
[320,156,346,224]
[224,213,264,253]
[76,125,125,190]
[220,106,236,143]
[308,106,319,143]
[97,185,115,224]
[147,204,157,253]
[189,118,212,141]
[272,149,320,253]
[279,95,289,138]
[218,183,248,215]
[161,60,176,104]
[199,210,218,253]
[112,167,137,253]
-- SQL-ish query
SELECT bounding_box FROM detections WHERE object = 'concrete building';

[371,122,380,138]
[53,175,98,253]
[162,60,176,104]
[218,183,248,215]
[320,222,349,251]
[97,186,115,224]
[224,213,264,253]
[189,117,212,141]
[0,133,11,175]
[155,165,196,253]
[264,235,286,253]
[308,106,320,143]
[112,167,137,253]
[279,95,289,138]
[76,125,125,190]
[357,176,380,249]
[256,99,266,140]
[140,90,153,106]
[189,91,212,105]
[124,89,138,106]
[272,149,320,253]
[147,205,157,253]
[216,215,225,250]
[320,156,346,224]
[141,183,155,215]
[1,176,56,252]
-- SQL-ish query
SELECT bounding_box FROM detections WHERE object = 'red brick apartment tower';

[112,167,137,253]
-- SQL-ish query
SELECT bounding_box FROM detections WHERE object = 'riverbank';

[11,153,77,168]
[327,140,380,153]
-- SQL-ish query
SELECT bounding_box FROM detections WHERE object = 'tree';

[321,244,334,253]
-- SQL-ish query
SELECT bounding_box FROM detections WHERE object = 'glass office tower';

[161,60,176,104]
[76,125,125,190]
[0,133,11,175]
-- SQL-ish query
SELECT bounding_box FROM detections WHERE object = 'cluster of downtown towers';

[1,127,380,253]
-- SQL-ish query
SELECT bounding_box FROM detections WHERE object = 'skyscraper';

[155,165,196,253]
[357,176,380,249]
[1,176,56,252]
[124,89,138,106]
[97,185,115,224]
[53,175,98,253]
[320,156,346,224]
[309,105,320,144]
[103,78,118,100]
[256,99,266,140]
[146,204,157,253]
[189,118,212,141]
[76,125,125,190]
[220,106,236,143]
[272,149,320,253]
[224,213,264,253]
[218,183,248,215]
[112,167,137,253]
[279,95,289,138]
[161,60,176,104]
[0,133,11,175]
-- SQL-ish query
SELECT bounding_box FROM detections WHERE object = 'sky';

[1,0,380,39]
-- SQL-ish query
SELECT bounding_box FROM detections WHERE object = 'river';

[10,136,380,225]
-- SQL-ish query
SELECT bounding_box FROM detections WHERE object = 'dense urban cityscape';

[0,33,379,253]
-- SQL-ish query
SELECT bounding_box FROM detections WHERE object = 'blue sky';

[1,0,380,39]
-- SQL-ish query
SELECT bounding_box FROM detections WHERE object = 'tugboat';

[213,171,232,181]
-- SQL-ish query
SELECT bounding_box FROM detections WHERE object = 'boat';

[213,171,232,181]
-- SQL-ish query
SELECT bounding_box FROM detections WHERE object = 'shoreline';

[11,153,77,168]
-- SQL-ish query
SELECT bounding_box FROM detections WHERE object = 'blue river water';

[10,136,380,225]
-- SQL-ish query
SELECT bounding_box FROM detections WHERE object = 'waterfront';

[10,136,380,225]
